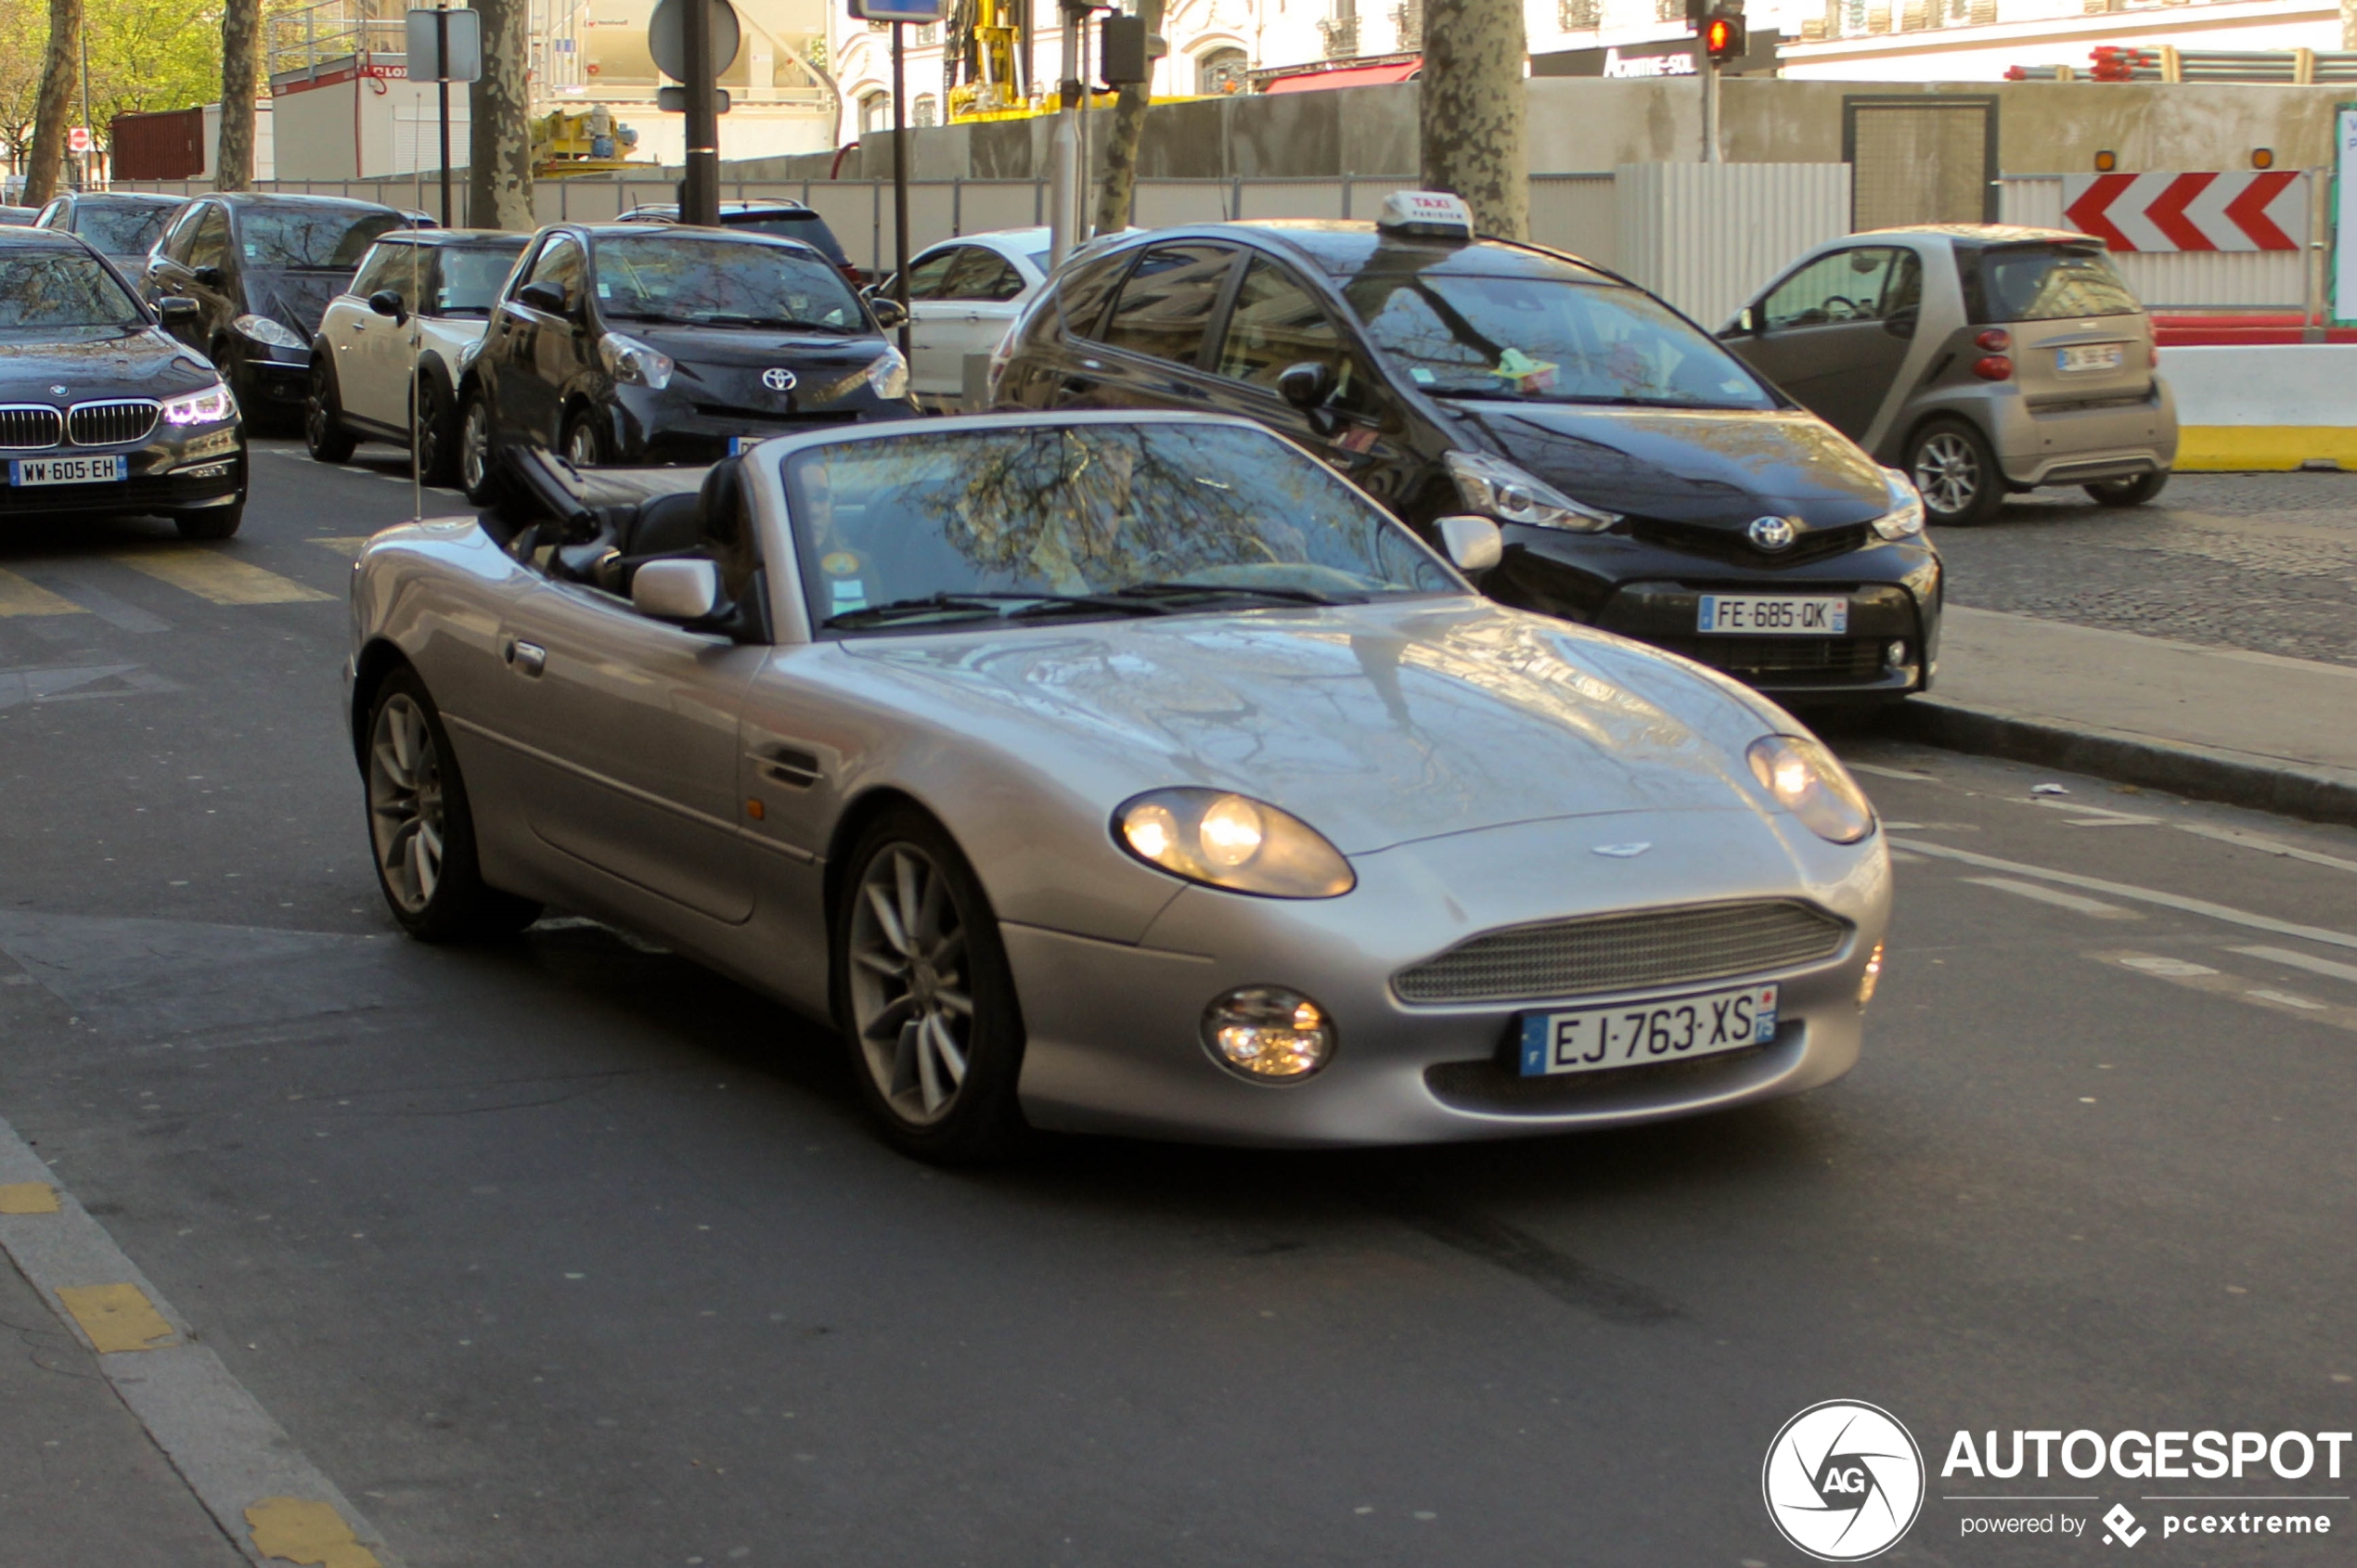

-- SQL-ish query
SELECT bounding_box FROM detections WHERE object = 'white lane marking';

[2249,989,2328,1011]
[2033,799,2162,828]
[2230,945,2357,988]
[2175,821,2357,876]
[0,1110,402,1566]
[1963,877,2140,919]
[2119,955,2217,977]
[1892,837,2357,954]
[2094,950,2357,1035]
[1848,762,1935,781]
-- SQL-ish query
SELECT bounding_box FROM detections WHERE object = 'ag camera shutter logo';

[1763,1400,1926,1561]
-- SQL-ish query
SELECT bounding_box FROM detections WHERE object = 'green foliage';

[0,0,226,158]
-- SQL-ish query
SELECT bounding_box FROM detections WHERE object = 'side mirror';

[155,295,199,327]
[1436,514,1502,574]
[191,265,227,290]
[869,296,908,331]
[1277,360,1336,411]
[516,280,569,315]
[367,288,407,325]
[632,558,722,623]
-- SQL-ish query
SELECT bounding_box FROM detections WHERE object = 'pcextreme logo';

[1762,1400,1927,1561]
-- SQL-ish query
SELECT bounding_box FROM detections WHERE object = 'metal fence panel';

[1237,180,1346,221]
[1616,162,1850,327]
[1132,180,1232,228]
[1528,174,1617,269]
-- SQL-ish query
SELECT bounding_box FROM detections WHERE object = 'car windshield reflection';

[784,422,1460,634]
[593,233,863,331]
[0,252,146,329]
[240,206,408,271]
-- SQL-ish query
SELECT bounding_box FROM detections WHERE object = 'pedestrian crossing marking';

[0,570,84,618]
[313,536,374,559]
[108,546,333,605]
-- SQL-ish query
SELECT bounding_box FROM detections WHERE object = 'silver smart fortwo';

[344,412,1891,1161]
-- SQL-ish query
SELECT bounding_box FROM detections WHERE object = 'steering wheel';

[1820,295,1862,322]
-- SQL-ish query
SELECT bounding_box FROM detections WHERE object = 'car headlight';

[1746,734,1876,845]
[1444,450,1618,533]
[1114,788,1355,899]
[161,380,235,426]
[1872,467,1926,540]
[1202,985,1334,1080]
[599,332,674,391]
[232,313,306,353]
[865,346,908,400]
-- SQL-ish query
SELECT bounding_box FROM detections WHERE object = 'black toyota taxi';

[990,193,1943,704]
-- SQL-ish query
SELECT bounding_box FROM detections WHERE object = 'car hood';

[0,327,219,399]
[248,268,351,338]
[1445,402,1889,528]
[837,596,1783,855]
[625,322,887,373]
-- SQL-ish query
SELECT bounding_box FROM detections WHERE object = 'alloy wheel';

[846,842,974,1125]
[304,365,333,449]
[459,399,489,493]
[1914,432,1980,518]
[564,420,600,469]
[414,381,442,476]
[367,693,446,916]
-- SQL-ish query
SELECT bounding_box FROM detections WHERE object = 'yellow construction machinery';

[531,104,649,178]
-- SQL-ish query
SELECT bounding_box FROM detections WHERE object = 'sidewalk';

[1893,607,2357,826]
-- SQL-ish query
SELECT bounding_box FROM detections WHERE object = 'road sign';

[848,0,945,22]
[67,126,91,154]
[2063,171,2307,251]
[648,0,741,81]
[657,85,731,113]
[405,7,483,82]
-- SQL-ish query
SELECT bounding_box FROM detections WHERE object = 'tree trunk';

[1418,0,1526,240]
[215,0,258,190]
[22,0,81,207]
[468,0,535,229]
[1091,0,1165,237]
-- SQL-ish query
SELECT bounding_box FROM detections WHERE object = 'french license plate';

[1518,983,1780,1078]
[2056,343,2124,374]
[1695,595,1848,635]
[9,455,126,487]
[728,435,755,456]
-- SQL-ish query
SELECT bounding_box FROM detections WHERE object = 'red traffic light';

[1703,10,1745,63]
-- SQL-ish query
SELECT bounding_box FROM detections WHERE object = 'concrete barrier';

[2159,343,2357,472]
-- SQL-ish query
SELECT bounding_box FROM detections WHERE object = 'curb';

[1885,698,2357,831]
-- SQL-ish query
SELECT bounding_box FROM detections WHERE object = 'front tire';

[1908,417,2004,527]
[458,388,501,506]
[2085,470,2168,508]
[365,667,541,942]
[415,375,459,487]
[833,809,1027,1163]
[305,357,358,463]
[561,409,604,469]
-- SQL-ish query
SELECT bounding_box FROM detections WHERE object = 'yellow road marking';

[109,546,332,606]
[0,1181,59,1214]
[312,536,373,559]
[0,570,84,617]
[245,1497,383,1568]
[56,1281,178,1353]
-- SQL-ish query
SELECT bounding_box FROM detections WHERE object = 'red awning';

[1263,58,1423,94]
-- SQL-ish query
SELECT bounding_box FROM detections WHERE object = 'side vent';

[759,746,823,790]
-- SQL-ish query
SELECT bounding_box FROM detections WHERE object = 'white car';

[876,227,1054,405]
[305,228,529,483]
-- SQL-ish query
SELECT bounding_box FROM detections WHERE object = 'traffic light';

[1703,8,1745,64]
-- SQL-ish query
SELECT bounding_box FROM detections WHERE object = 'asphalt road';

[2,441,2353,1568]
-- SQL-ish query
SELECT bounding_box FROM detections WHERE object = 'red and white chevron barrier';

[2060,172,2309,252]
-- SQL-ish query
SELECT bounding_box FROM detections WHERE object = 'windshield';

[240,205,406,270]
[1349,271,1774,409]
[1973,245,2142,323]
[593,233,863,329]
[0,251,145,328]
[784,422,1457,633]
[433,245,523,315]
[78,202,174,256]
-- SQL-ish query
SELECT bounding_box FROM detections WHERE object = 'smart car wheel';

[562,411,604,469]
[415,376,458,487]
[834,809,1026,1163]
[1909,418,2003,527]
[2085,471,2168,508]
[365,667,541,942]
[458,389,501,505]
[305,357,358,463]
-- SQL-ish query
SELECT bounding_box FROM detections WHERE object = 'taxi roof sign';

[1377,190,1474,238]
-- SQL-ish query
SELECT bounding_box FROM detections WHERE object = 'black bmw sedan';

[992,201,1943,704]
[0,227,245,537]
[457,223,916,499]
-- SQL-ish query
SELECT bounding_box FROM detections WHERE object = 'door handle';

[504,638,546,676]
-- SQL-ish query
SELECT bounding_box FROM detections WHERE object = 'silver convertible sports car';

[345,411,1892,1161]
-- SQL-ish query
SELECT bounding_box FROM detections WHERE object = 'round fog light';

[1886,639,1908,668]
[1202,985,1333,1080]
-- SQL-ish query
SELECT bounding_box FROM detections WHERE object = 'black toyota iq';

[0,227,245,538]
[457,223,917,500]
[993,216,1944,703]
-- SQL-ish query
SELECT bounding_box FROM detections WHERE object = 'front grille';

[68,399,160,447]
[1394,900,1848,1005]
[1653,635,1887,683]
[690,402,860,423]
[1630,518,1870,569]
[0,405,63,450]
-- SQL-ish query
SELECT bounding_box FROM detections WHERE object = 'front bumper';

[1486,526,1943,701]
[603,382,921,465]
[242,352,310,407]
[0,422,246,518]
[1003,810,1891,1146]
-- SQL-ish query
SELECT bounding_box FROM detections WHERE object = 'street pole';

[1700,50,1719,163]
[1048,0,1080,265]
[79,22,92,188]
[682,0,720,225]
[890,20,911,359]
[436,6,453,226]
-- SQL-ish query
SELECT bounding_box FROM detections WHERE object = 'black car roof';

[618,200,815,217]
[1113,219,1622,286]
[0,225,96,252]
[202,191,407,215]
[368,227,528,249]
[568,223,828,259]
[62,191,182,207]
